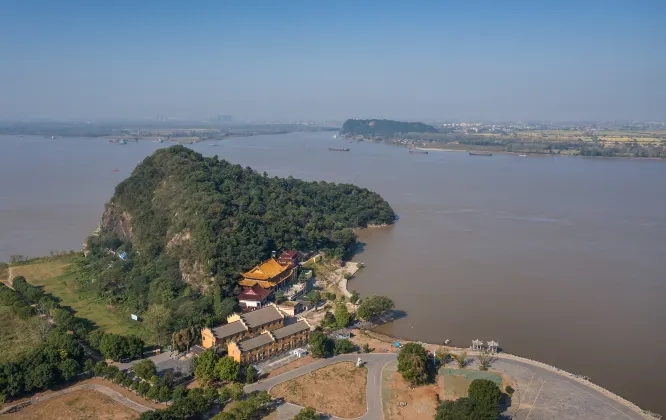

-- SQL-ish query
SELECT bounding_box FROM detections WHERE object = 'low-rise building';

[277,250,299,268]
[238,284,273,309]
[201,304,285,349]
[227,319,311,364]
[276,300,303,317]
[239,258,296,290]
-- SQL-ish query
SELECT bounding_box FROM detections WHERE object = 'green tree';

[144,304,172,347]
[84,359,95,375]
[244,365,257,384]
[468,379,501,413]
[321,311,336,328]
[333,300,352,329]
[334,339,355,355]
[58,359,79,381]
[114,370,128,384]
[435,397,476,420]
[293,406,318,420]
[172,385,188,402]
[477,350,494,371]
[137,381,151,396]
[230,382,245,401]
[350,291,360,304]
[308,331,332,358]
[356,295,394,320]
[134,360,158,381]
[146,384,160,401]
[194,349,219,385]
[93,361,108,377]
[454,351,467,369]
[215,356,240,383]
[397,343,428,385]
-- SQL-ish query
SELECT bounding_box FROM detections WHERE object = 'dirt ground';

[350,329,402,353]
[382,362,438,420]
[84,378,166,410]
[4,389,139,420]
[270,362,367,419]
[265,355,316,379]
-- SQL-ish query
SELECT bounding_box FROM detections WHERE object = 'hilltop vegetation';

[341,119,437,136]
[80,145,394,331]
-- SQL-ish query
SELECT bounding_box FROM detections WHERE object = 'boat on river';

[329,148,350,152]
[469,152,492,156]
[409,148,428,154]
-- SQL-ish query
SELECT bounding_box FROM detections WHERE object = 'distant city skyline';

[1,0,665,121]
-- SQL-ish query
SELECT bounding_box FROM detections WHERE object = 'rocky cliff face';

[100,203,134,241]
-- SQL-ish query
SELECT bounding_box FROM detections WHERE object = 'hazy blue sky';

[1,0,665,122]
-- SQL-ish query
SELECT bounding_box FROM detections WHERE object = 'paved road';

[245,353,397,420]
[246,352,651,420]
[487,356,648,420]
[0,383,152,415]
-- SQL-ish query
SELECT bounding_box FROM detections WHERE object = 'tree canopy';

[397,342,429,385]
[356,295,394,320]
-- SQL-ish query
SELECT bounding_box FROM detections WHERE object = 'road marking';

[525,379,546,420]
[516,373,535,414]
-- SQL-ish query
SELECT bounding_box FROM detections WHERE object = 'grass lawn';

[9,256,145,338]
[0,306,44,363]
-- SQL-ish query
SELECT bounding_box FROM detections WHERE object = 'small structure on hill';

[487,340,499,353]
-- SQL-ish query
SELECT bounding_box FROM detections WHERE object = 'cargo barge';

[329,148,350,152]
[469,152,492,156]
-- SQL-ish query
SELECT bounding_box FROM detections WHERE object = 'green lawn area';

[10,256,145,338]
[0,306,43,363]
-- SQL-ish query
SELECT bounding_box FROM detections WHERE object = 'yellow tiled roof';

[242,258,289,280]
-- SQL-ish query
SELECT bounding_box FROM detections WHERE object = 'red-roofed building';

[277,250,299,269]
[238,284,273,309]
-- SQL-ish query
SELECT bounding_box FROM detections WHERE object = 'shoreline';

[357,329,659,419]
[343,234,660,419]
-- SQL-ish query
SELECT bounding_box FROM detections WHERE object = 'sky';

[1,0,665,122]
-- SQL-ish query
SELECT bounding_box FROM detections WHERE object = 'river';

[1,132,664,414]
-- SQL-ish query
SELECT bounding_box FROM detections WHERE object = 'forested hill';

[341,119,437,136]
[84,146,394,316]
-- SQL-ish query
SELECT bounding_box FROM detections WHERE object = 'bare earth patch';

[270,362,367,418]
[381,361,438,420]
[265,355,316,379]
[5,389,139,420]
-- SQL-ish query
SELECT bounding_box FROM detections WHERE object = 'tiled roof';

[272,320,310,340]
[241,305,283,328]
[238,333,274,352]
[238,284,272,301]
[242,258,290,280]
[211,321,246,340]
[279,250,298,259]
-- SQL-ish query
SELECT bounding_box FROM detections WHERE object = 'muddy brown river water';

[1,132,664,414]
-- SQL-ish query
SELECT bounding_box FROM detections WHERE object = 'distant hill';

[341,119,437,136]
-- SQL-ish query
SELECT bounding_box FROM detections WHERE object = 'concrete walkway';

[245,353,397,420]
[0,383,152,415]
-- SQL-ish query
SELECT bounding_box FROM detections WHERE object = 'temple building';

[238,284,273,309]
[239,257,296,290]
[227,319,311,364]
[277,250,299,268]
[201,304,284,349]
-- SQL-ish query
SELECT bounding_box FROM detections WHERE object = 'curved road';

[245,353,651,420]
[245,353,396,420]
[0,383,152,415]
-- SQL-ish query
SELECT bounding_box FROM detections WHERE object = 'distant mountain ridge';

[341,119,437,136]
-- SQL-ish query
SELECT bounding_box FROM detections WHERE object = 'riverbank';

[355,330,660,419]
